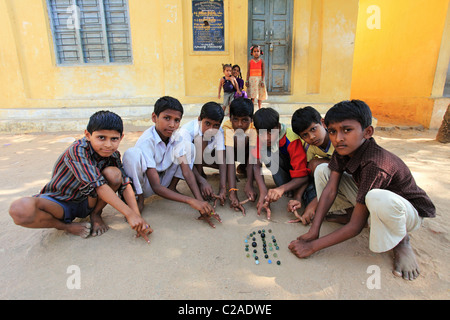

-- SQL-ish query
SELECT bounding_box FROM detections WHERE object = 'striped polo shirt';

[38,137,131,202]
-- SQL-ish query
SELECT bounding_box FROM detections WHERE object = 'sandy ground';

[0,127,449,300]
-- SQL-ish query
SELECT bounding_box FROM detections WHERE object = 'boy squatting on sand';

[122,96,221,228]
[9,111,153,243]
[288,100,436,280]
[288,106,336,225]
[251,107,310,220]
[178,101,227,207]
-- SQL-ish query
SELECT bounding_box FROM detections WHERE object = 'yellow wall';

[290,0,359,103]
[350,0,449,126]
[1,0,448,129]
[0,0,359,111]
[0,0,166,108]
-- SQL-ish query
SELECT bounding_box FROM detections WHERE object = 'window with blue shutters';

[47,0,133,65]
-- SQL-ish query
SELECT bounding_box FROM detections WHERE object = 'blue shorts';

[36,194,94,224]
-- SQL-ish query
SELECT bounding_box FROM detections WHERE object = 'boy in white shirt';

[123,96,220,228]
[179,102,227,206]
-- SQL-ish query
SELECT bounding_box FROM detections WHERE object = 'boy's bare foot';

[326,213,351,224]
[392,234,420,281]
[90,211,109,236]
[65,222,91,238]
[325,208,354,225]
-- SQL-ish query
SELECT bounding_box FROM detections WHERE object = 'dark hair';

[291,106,322,135]
[199,101,224,123]
[232,64,242,79]
[87,110,123,135]
[250,45,263,55]
[230,97,254,118]
[153,96,184,117]
[324,100,372,129]
[222,63,232,71]
[253,108,279,130]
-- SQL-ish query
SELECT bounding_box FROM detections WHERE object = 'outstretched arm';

[147,167,194,205]
[265,176,309,203]
[289,202,368,258]
[96,184,151,242]
[218,78,224,98]
[303,169,341,239]
[261,59,266,85]
[217,150,227,206]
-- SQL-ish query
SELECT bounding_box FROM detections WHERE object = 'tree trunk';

[436,105,450,143]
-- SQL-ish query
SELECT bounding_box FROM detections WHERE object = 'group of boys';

[9,97,435,281]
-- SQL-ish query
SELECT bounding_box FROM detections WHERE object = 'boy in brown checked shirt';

[289,100,435,281]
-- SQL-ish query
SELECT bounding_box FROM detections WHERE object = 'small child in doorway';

[246,45,268,109]
[218,63,240,116]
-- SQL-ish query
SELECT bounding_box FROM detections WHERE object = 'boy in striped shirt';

[9,111,152,243]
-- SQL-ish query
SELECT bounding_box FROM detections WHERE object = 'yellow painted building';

[0,0,449,132]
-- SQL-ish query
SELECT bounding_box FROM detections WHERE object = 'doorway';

[248,0,293,94]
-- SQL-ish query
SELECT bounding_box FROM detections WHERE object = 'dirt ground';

[0,127,449,300]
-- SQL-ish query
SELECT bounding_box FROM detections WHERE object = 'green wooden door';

[248,0,293,94]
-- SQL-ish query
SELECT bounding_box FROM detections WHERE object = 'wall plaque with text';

[192,0,225,51]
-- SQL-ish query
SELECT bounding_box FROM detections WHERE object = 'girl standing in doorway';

[246,45,268,109]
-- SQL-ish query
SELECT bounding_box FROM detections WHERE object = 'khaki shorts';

[315,163,422,253]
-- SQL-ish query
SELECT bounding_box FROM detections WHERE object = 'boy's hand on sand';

[199,180,215,200]
[265,187,283,203]
[189,199,213,215]
[135,224,153,244]
[190,199,221,228]
[287,200,303,223]
[288,239,314,258]
[257,199,272,220]
[287,200,301,212]
[244,183,257,202]
[216,188,227,207]
[197,210,222,228]
[287,200,315,225]
[229,193,245,216]
[127,213,153,244]
[299,207,315,225]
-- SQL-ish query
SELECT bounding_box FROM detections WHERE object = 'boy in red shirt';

[252,108,310,220]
